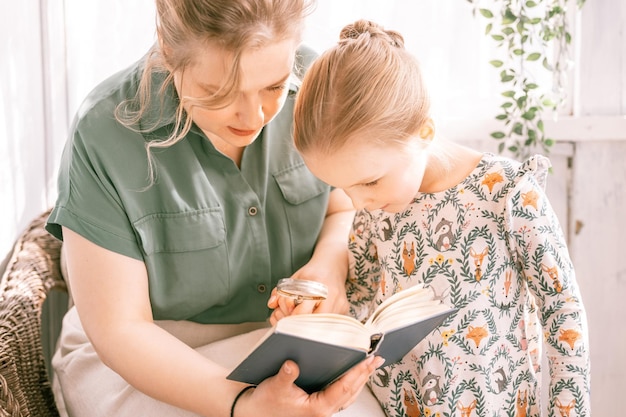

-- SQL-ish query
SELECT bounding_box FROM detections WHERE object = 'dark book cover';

[227,308,455,393]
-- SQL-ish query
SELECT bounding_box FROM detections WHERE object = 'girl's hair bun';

[339,19,404,48]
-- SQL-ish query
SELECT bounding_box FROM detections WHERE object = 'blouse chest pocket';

[134,209,225,254]
[273,162,328,205]
[133,208,229,320]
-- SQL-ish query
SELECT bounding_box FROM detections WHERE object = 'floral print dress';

[347,154,590,417]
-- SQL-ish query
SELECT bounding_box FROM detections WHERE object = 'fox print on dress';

[347,154,590,417]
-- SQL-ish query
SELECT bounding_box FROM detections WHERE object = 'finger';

[275,360,300,386]
[292,299,317,315]
[269,307,287,326]
[267,288,279,309]
[319,356,385,407]
[276,295,296,315]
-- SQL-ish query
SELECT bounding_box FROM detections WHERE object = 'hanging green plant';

[467,0,586,160]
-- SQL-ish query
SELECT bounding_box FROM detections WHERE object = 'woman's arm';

[62,227,239,416]
[63,225,377,416]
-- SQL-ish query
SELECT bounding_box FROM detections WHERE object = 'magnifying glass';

[276,278,328,305]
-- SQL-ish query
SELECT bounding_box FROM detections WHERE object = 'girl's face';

[173,39,297,159]
[302,137,430,213]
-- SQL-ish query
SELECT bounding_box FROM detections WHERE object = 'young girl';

[293,19,591,417]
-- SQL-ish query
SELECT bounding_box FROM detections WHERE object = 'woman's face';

[302,137,429,213]
[173,39,297,160]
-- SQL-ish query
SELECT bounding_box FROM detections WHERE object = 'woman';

[45,1,384,416]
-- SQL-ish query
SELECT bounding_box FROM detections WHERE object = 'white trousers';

[52,307,385,417]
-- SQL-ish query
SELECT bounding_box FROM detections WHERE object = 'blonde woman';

[46,2,385,416]
[293,19,591,417]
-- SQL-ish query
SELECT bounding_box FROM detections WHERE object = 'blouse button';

[257,284,267,293]
[248,206,258,216]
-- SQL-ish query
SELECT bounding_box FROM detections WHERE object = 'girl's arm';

[507,173,591,416]
[269,188,355,322]
[63,226,378,416]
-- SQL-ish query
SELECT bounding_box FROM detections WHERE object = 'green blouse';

[46,48,329,324]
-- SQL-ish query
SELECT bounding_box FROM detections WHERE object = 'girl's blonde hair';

[294,19,431,155]
[116,0,315,182]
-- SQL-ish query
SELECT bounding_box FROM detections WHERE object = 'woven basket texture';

[0,210,65,417]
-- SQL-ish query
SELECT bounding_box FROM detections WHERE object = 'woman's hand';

[235,355,385,417]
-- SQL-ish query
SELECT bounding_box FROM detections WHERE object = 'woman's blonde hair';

[294,19,431,156]
[116,0,315,182]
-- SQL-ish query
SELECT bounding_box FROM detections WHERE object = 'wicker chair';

[0,209,65,417]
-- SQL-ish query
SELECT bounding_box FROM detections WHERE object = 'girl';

[293,19,591,417]
[45,1,384,416]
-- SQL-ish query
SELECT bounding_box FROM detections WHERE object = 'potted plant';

[467,0,586,159]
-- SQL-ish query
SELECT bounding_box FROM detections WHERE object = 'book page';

[365,284,431,325]
[275,313,372,350]
[371,302,451,332]
[365,284,452,332]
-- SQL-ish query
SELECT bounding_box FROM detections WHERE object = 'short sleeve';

[46,114,145,260]
[516,154,551,189]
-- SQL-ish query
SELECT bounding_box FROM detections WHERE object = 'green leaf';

[502,27,515,36]
[491,131,506,139]
[537,120,544,132]
[528,129,537,140]
[498,142,506,153]
[502,90,516,98]
[496,114,508,120]
[527,52,541,61]
[545,138,555,147]
[526,1,538,7]
[503,9,517,24]
[526,83,539,89]
[490,60,504,67]
[530,17,542,24]
[542,57,553,71]
[508,145,519,153]
[480,9,494,18]
[492,34,505,41]
[485,23,493,35]
[513,48,524,56]
[502,102,514,108]
[513,122,524,135]
[522,111,536,120]
[501,75,515,82]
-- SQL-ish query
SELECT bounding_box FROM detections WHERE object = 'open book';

[227,284,455,393]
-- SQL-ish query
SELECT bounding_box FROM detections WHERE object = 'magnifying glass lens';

[276,278,328,303]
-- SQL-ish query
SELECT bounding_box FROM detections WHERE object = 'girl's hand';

[267,266,349,325]
[268,188,354,325]
[235,355,385,417]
